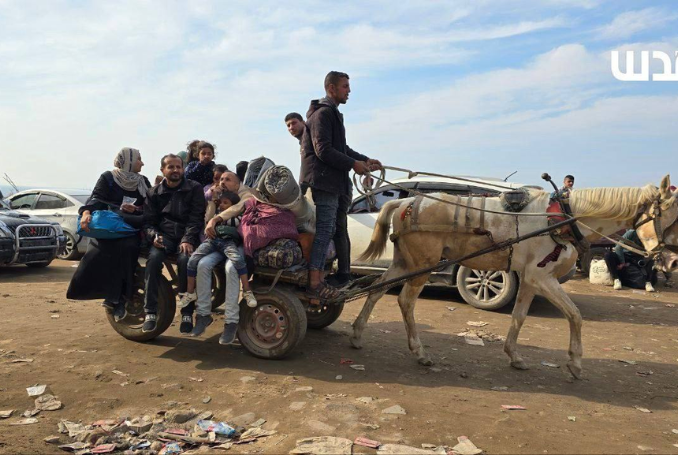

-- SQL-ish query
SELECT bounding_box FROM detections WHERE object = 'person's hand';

[80,211,92,232]
[205,218,219,239]
[120,203,136,213]
[153,235,164,249]
[180,242,194,255]
[352,161,370,175]
[366,159,383,171]
[617,263,629,271]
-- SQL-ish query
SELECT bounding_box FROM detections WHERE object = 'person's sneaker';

[645,282,656,293]
[102,300,116,312]
[219,323,239,345]
[189,315,213,337]
[613,278,622,290]
[244,290,258,308]
[179,292,197,309]
[113,302,127,322]
[180,314,194,334]
[142,313,157,333]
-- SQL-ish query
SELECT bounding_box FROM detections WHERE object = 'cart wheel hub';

[250,304,287,344]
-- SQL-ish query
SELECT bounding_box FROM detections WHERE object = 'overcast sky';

[0,0,676,191]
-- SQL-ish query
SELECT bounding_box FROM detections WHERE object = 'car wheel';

[456,266,518,311]
[58,232,80,260]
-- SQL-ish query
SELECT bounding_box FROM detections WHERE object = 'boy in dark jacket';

[299,71,382,300]
[142,154,206,332]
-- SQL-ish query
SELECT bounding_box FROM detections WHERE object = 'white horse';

[352,176,677,379]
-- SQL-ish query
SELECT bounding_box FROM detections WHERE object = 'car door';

[32,192,74,228]
[348,185,413,268]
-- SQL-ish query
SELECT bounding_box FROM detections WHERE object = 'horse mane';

[569,185,659,220]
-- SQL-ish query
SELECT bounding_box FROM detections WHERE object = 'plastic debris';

[382,405,407,415]
[467,321,488,327]
[111,369,129,377]
[11,358,34,363]
[196,420,236,437]
[35,394,63,411]
[58,420,86,437]
[350,365,365,371]
[44,435,61,444]
[502,405,526,410]
[335,375,343,380]
[464,336,485,346]
[166,428,189,436]
[340,358,354,365]
[202,396,211,404]
[0,410,14,419]
[446,307,457,312]
[633,406,652,413]
[540,361,560,368]
[92,443,116,453]
[11,418,38,425]
[452,436,483,455]
[355,436,381,449]
[130,441,151,450]
[568,416,576,422]
[356,397,374,404]
[378,443,443,454]
[22,408,41,418]
[58,442,88,451]
[237,427,277,443]
[672,429,678,435]
[163,442,183,454]
[189,377,204,382]
[290,436,353,454]
[26,384,47,396]
[251,418,267,427]
[51,314,60,319]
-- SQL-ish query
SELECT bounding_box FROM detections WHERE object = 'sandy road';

[1,260,678,454]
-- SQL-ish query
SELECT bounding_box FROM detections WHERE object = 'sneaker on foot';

[189,315,213,337]
[645,282,656,293]
[113,302,127,322]
[613,278,622,290]
[180,314,194,334]
[179,291,197,309]
[142,313,157,333]
[219,323,238,345]
[244,290,258,308]
[102,300,116,312]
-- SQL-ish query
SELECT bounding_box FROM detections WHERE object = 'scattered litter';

[452,436,483,455]
[10,418,38,425]
[464,336,485,346]
[377,443,442,454]
[335,375,343,380]
[197,420,236,437]
[44,435,61,444]
[491,386,508,391]
[289,402,307,411]
[163,442,183,454]
[92,419,118,427]
[466,321,488,327]
[541,361,560,368]
[26,384,47,396]
[637,445,653,452]
[58,442,88,451]
[35,394,62,411]
[350,365,365,371]
[379,329,392,333]
[11,358,34,363]
[295,386,313,393]
[382,405,407,415]
[672,429,678,435]
[421,444,437,449]
[166,428,189,436]
[189,377,204,382]
[290,436,353,454]
[502,405,526,411]
[111,369,129,377]
[202,396,211,404]
[51,314,60,319]
[636,370,653,377]
[619,359,637,365]
[92,443,117,453]
[340,358,353,365]
[354,436,381,449]
[446,307,457,312]
[0,410,14,419]
[58,420,86,437]
[23,408,40,418]
[237,427,277,443]
[251,418,267,427]
[240,376,256,383]
[360,423,380,430]
[130,441,151,450]
[357,397,374,404]
[568,416,576,422]
[634,406,652,413]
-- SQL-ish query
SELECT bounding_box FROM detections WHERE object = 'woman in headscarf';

[67,148,151,321]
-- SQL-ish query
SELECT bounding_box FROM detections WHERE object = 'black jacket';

[300,98,369,195]
[80,171,150,229]
[143,178,206,246]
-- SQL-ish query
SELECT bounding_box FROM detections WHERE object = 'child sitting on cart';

[180,190,258,338]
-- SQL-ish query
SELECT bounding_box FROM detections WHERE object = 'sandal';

[305,282,342,303]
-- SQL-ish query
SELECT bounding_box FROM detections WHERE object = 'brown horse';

[352,176,677,379]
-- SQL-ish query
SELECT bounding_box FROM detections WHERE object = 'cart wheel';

[238,287,307,359]
[106,266,176,342]
[306,301,344,330]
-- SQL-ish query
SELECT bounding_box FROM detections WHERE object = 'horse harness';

[632,196,678,257]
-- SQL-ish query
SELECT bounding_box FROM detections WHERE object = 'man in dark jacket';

[142,154,206,332]
[300,71,382,298]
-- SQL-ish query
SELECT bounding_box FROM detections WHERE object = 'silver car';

[6,189,90,260]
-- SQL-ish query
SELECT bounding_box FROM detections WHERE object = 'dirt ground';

[1,260,678,454]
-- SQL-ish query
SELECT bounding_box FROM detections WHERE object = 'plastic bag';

[77,210,138,240]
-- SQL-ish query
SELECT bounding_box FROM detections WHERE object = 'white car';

[348,175,552,311]
[6,189,90,260]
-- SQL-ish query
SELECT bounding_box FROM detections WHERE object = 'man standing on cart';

[142,154,206,333]
[300,71,382,300]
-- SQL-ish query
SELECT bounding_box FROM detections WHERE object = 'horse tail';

[357,199,404,262]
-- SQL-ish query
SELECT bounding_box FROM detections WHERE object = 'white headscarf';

[111,147,149,197]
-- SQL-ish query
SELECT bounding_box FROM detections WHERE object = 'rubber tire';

[26,261,52,268]
[456,266,519,311]
[238,287,307,360]
[106,272,176,342]
[579,247,609,277]
[58,232,81,261]
[306,301,345,330]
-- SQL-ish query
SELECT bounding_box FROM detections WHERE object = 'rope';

[574,219,651,258]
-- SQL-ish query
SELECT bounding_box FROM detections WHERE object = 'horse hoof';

[567,361,583,380]
[510,360,529,370]
[349,337,363,350]
[418,357,434,366]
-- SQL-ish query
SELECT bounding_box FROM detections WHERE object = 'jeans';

[334,193,352,275]
[193,250,242,323]
[188,238,247,277]
[310,188,340,271]
[144,236,189,314]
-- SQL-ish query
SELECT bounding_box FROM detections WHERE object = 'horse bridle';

[633,196,678,256]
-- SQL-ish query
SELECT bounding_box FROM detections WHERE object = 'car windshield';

[0,199,9,210]
[71,195,90,205]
